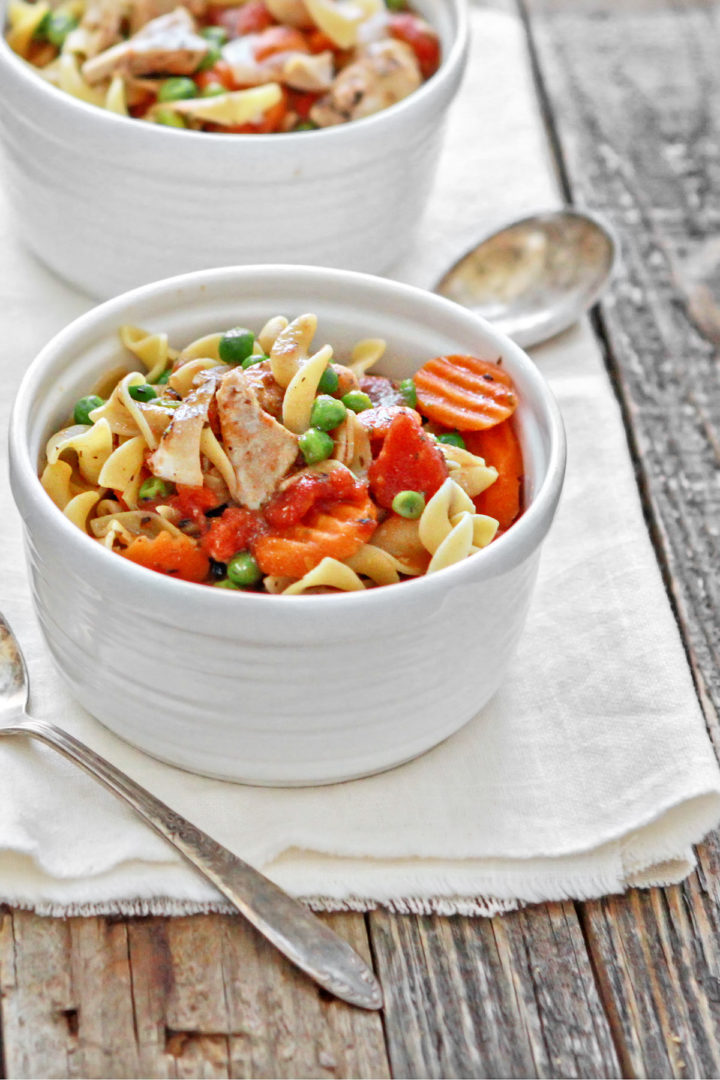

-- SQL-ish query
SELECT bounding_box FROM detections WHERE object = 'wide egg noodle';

[97,435,146,509]
[46,418,113,485]
[282,557,366,595]
[63,490,101,533]
[258,315,289,356]
[437,441,499,499]
[349,337,386,378]
[343,544,403,586]
[169,357,225,397]
[105,74,127,115]
[331,410,372,477]
[427,512,475,574]
[40,460,74,510]
[177,333,223,365]
[147,375,217,486]
[90,510,183,540]
[270,313,317,389]
[419,478,499,572]
[119,372,160,450]
[282,343,333,433]
[199,427,236,494]
[120,324,178,382]
[6,0,49,55]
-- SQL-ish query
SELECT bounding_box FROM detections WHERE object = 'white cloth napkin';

[1,7,719,918]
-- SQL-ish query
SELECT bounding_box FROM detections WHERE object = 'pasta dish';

[5,0,440,132]
[40,313,524,594]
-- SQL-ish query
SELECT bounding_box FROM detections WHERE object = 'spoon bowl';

[435,208,617,348]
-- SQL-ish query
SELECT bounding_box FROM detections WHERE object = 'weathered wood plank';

[0,911,389,1080]
[368,903,620,1078]
[520,0,720,1075]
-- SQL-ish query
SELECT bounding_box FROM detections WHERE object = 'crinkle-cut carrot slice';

[464,420,524,531]
[122,531,209,583]
[415,354,518,431]
[254,494,377,579]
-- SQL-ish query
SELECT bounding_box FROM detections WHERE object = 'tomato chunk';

[368,413,448,509]
[208,1,274,37]
[264,468,363,529]
[169,485,220,525]
[195,60,237,91]
[253,25,309,60]
[356,405,422,440]
[388,13,440,79]
[201,507,267,562]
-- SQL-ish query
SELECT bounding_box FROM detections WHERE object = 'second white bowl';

[0,0,467,298]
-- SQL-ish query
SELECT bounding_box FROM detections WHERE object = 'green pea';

[392,490,426,519]
[398,377,417,407]
[128,383,158,402]
[294,120,318,131]
[73,394,104,425]
[139,477,174,500]
[241,353,268,369]
[219,327,255,365]
[155,108,186,128]
[226,551,262,587]
[201,25,228,45]
[213,579,240,589]
[43,11,78,46]
[341,390,373,414]
[196,41,222,71]
[317,366,339,395]
[201,82,226,97]
[310,395,347,432]
[385,0,406,10]
[436,431,466,449]
[299,427,334,465]
[157,77,198,102]
[153,368,171,384]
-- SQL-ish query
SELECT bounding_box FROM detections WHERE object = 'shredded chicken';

[241,360,285,420]
[310,38,421,126]
[147,372,218,487]
[216,368,298,509]
[82,7,208,83]
[128,0,206,33]
[69,0,126,59]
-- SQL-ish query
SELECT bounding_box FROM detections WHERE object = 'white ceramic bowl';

[9,265,565,785]
[0,0,467,299]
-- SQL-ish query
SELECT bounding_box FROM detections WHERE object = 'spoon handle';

[13,716,382,1010]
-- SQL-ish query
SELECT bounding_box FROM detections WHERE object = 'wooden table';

[3,1,720,1075]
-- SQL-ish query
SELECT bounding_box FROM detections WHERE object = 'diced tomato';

[200,506,267,562]
[388,13,440,79]
[169,485,221,525]
[253,25,309,61]
[356,405,422,440]
[123,532,210,583]
[207,1,274,37]
[464,421,524,531]
[305,28,335,53]
[264,469,364,529]
[195,60,237,91]
[368,413,448,509]
[286,88,320,120]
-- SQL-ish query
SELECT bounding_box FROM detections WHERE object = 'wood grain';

[520,0,720,1075]
[368,904,620,1078]
[0,910,388,1080]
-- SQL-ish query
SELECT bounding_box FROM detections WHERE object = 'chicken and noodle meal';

[5,0,440,132]
[40,313,524,595]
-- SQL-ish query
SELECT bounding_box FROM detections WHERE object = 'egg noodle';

[40,313,523,595]
[5,0,441,134]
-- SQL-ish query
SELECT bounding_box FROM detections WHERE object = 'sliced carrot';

[254,494,377,578]
[414,354,518,431]
[122,532,209,583]
[464,420,524,530]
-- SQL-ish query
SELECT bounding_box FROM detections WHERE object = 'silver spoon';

[0,612,382,1011]
[435,208,618,348]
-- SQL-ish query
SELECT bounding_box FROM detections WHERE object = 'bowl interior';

[21,270,552,505]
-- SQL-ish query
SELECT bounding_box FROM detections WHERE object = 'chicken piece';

[129,0,206,32]
[310,37,420,126]
[69,0,127,59]
[82,7,208,83]
[147,371,218,487]
[216,368,298,509]
[265,0,313,28]
[241,360,285,420]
